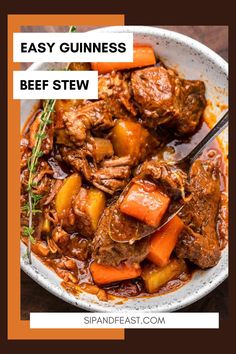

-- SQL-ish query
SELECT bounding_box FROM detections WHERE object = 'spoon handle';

[182,110,228,166]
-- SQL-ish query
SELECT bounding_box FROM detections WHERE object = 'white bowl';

[21,26,228,312]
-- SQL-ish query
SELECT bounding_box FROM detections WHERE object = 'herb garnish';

[23,25,77,263]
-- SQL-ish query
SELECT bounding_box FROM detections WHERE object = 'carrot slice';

[90,262,141,285]
[148,216,184,267]
[91,45,156,73]
[120,181,170,227]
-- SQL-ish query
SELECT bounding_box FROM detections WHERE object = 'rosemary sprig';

[25,99,56,262]
[24,25,77,263]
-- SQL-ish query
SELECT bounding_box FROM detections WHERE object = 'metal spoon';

[151,110,229,230]
[176,110,228,172]
[109,111,228,243]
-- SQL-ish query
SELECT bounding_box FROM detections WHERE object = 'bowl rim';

[28,26,228,74]
[21,246,228,312]
[21,25,228,312]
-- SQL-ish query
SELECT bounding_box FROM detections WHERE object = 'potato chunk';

[42,218,50,234]
[93,137,114,162]
[73,187,106,237]
[55,173,81,219]
[86,188,106,230]
[111,119,158,163]
[141,259,187,293]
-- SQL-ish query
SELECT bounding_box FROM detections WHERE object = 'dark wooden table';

[21,26,228,319]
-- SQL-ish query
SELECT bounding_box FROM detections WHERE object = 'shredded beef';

[175,160,221,268]
[92,206,149,266]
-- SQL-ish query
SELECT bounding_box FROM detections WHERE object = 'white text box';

[13,32,133,63]
[30,312,219,329]
[13,70,98,99]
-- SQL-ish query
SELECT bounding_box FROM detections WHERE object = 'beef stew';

[20,46,228,300]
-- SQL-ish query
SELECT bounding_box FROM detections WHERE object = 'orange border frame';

[8,14,125,340]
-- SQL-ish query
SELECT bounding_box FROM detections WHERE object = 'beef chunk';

[131,66,206,135]
[173,80,206,135]
[54,99,87,129]
[60,146,93,181]
[131,67,183,126]
[137,159,188,199]
[92,165,131,195]
[73,188,94,238]
[98,71,137,116]
[175,160,221,268]
[92,177,129,195]
[92,206,149,266]
[61,147,132,195]
[92,166,131,180]
[63,100,114,145]
[63,98,130,146]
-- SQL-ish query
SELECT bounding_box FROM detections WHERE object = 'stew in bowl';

[20,28,228,309]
